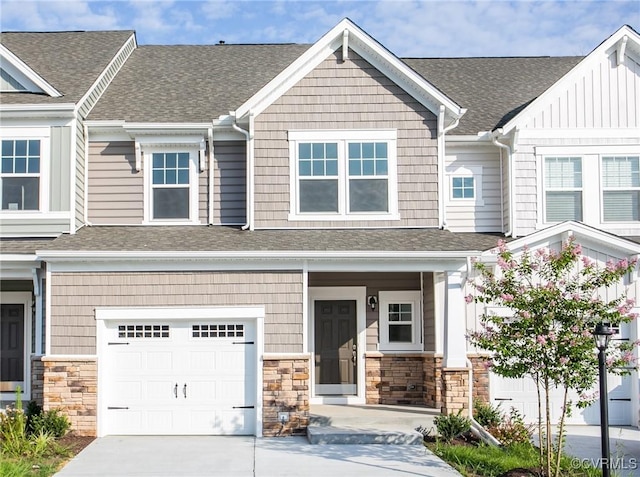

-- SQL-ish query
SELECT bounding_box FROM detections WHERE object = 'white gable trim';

[501,25,640,134]
[0,44,62,97]
[485,221,640,257]
[234,18,463,122]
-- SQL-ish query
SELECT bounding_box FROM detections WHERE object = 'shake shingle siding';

[213,141,247,225]
[254,48,438,228]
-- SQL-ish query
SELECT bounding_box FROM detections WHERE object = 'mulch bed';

[57,434,95,455]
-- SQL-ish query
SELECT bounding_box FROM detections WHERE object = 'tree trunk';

[536,375,544,471]
[545,376,552,476]
[553,387,570,477]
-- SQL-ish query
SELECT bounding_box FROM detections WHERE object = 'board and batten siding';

[444,145,502,232]
[50,271,303,355]
[253,48,438,228]
[422,272,436,352]
[523,52,639,130]
[75,35,137,229]
[308,272,423,352]
[88,141,143,224]
[213,141,246,225]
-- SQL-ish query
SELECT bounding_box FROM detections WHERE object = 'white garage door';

[102,319,256,435]
[491,325,633,426]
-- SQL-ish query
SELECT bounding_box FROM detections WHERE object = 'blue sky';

[1,1,638,57]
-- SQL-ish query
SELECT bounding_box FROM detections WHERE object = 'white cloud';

[1,1,122,31]
[200,0,238,20]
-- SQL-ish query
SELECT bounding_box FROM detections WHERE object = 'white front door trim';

[95,306,264,437]
[308,287,366,405]
[0,291,32,401]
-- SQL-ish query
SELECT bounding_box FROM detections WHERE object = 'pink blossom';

[497,239,507,253]
[476,285,485,293]
[617,259,629,270]
[582,256,593,267]
[465,294,473,304]
[483,361,493,370]
[536,335,547,345]
[521,311,531,319]
[626,298,635,306]
[622,351,635,364]
[606,260,616,272]
[501,293,514,303]
[559,357,569,365]
[574,243,583,256]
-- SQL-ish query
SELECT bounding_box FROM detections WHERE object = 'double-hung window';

[1,134,48,212]
[378,291,422,351]
[143,143,200,224]
[602,156,640,222]
[544,157,583,222]
[289,130,398,220]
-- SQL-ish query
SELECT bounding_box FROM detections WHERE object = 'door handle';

[183,383,187,399]
[352,344,357,366]
[174,383,178,399]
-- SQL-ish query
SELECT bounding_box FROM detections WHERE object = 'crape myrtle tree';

[467,237,639,477]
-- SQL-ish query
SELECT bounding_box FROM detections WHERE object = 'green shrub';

[473,400,502,428]
[30,409,70,438]
[25,400,42,435]
[434,410,472,443]
[0,387,29,456]
[490,407,533,447]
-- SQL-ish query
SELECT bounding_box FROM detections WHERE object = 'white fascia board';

[501,25,640,135]
[96,305,265,321]
[487,221,640,256]
[75,34,136,116]
[0,45,62,97]
[519,128,640,140]
[446,134,494,143]
[0,103,76,119]
[234,18,463,120]
[0,256,39,264]
[124,123,211,135]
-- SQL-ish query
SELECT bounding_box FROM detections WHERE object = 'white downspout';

[231,112,254,230]
[83,123,92,226]
[467,357,502,447]
[491,130,514,237]
[437,105,462,229]
[207,127,214,225]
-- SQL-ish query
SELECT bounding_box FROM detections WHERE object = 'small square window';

[452,177,474,199]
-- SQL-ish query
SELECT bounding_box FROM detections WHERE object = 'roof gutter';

[230,112,255,231]
[437,105,463,229]
[491,129,514,237]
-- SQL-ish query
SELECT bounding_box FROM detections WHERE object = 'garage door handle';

[610,398,631,401]
[183,383,187,399]
[174,383,178,399]
[495,398,513,401]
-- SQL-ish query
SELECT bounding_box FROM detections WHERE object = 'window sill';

[378,344,423,352]
[447,200,485,207]
[142,220,202,226]
[288,212,401,222]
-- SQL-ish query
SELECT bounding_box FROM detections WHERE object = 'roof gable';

[501,25,640,133]
[234,18,463,124]
[0,43,61,96]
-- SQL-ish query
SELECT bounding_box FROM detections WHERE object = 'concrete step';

[307,425,424,445]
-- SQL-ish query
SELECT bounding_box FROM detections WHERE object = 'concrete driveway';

[54,436,462,477]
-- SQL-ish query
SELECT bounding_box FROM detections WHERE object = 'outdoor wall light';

[593,322,615,477]
[367,295,378,311]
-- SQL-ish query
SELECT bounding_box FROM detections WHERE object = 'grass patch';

[426,441,601,477]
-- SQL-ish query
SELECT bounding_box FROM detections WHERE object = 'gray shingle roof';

[1,237,56,254]
[403,56,583,134]
[0,30,134,105]
[88,44,310,122]
[40,226,503,254]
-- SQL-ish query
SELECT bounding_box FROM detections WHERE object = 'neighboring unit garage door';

[490,324,633,426]
[103,319,256,435]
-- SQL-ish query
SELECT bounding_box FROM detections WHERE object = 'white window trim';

[600,155,640,223]
[541,156,583,224]
[378,290,422,352]
[142,145,200,225]
[0,127,50,216]
[287,130,399,221]
[446,165,484,206]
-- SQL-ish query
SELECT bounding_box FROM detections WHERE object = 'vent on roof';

[218,40,225,45]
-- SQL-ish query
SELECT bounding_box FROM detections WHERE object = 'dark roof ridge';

[401,55,584,60]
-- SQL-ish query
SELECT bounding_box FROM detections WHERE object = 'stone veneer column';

[30,356,45,407]
[42,357,97,436]
[262,355,310,437]
[441,368,471,416]
[469,355,490,403]
[423,354,443,409]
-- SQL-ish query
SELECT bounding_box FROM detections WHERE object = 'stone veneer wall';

[30,356,44,407]
[423,354,443,409]
[365,353,425,405]
[263,356,310,436]
[42,357,97,436]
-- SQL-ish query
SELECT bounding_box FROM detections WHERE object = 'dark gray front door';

[314,300,357,395]
[1,304,25,390]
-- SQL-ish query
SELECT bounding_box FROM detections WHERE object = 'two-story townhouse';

[3,19,639,438]
[0,31,136,409]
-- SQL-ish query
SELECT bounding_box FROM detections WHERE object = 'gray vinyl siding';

[88,141,143,224]
[253,48,438,228]
[0,219,70,236]
[444,145,502,232]
[213,141,246,225]
[50,271,303,355]
[49,126,71,212]
[75,34,136,229]
[422,272,436,352]
[308,272,421,351]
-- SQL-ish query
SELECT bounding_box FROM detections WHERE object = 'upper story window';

[544,157,582,222]
[0,128,49,214]
[452,177,474,199]
[602,156,640,222]
[445,165,484,206]
[288,130,398,221]
[142,144,200,224]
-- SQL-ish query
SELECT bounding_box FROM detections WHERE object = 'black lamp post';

[593,323,614,477]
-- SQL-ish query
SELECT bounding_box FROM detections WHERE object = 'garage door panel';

[104,319,257,436]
